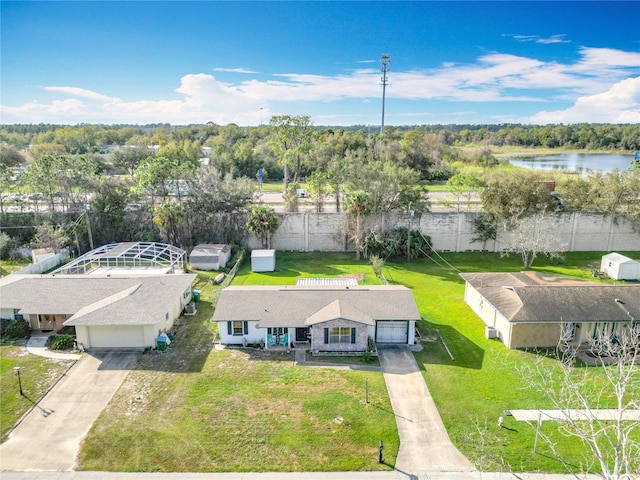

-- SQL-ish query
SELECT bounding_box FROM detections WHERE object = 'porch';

[265,327,310,349]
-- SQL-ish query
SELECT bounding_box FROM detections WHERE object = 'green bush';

[0,318,30,340]
[46,334,75,351]
[363,227,432,260]
[0,231,17,260]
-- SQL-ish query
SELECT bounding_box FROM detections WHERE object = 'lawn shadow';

[415,321,484,370]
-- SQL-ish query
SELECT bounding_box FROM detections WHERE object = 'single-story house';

[601,252,640,280]
[251,249,275,272]
[460,271,640,349]
[213,285,420,352]
[189,244,231,271]
[0,273,197,350]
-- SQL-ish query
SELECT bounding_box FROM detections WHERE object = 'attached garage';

[79,325,146,349]
[376,320,409,343]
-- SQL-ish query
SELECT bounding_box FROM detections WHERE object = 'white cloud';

[2,46,638,125]
[213,67,258,74]
[506,34,570,44]
[526,77,640,124]
[42,86,120,102]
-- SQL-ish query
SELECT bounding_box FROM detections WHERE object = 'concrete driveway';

[0,350,140,471]
[378,345,474,474]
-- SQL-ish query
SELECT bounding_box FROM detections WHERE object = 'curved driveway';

[378,345,474,474]
[0,351,140,471]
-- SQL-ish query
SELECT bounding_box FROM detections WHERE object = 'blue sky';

[1,1,639,126]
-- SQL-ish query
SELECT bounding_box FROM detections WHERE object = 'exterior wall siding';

[310,318,369,353]
[218,320,263,345]
[509,322,564,349]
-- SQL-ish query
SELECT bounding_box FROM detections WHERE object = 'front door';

[296,327,310,342]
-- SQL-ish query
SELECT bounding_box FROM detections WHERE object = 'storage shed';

[189,244,231,271]
[251,249,275,272]
[601,252,640,280]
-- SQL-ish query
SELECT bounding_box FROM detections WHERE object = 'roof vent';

[615,298,625,304]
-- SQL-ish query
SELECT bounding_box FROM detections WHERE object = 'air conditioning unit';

[184,302,196,315]
[485,326,498,339]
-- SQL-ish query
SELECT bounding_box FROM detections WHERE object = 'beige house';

[213,285,420,352]
[1,274,196,350]
[460,271,640,349]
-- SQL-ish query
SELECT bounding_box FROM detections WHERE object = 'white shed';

[189,244,231,271]
[601,252,640,280]
[251,249,275,272]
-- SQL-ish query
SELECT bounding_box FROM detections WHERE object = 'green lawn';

[233,252,383,286]
[77,266,397,472]
[0,258,31,276]
[0,344,75,441]
[8,251,637,473]
[383,251,640,472]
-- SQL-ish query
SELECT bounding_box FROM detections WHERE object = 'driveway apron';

[378,345,474,473]
[0,351,140,471]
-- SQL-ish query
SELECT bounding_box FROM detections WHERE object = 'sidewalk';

[27,334,83,361]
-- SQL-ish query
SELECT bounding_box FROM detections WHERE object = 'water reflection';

[509,153,634,173]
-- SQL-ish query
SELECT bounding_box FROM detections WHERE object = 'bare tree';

[499,212,566,268]
[522,326,640,479]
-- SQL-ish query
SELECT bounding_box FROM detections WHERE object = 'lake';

[509,153,635,173]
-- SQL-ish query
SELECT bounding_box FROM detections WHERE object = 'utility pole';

[84,205,94,251]
[407,201,413,262]
[380,54,390,137]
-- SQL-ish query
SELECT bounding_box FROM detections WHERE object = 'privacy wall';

[245,212,640,253]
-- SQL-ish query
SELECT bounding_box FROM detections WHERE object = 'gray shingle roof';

[1,274,196,326]
[460,272,640,323]
[212,285,420,328]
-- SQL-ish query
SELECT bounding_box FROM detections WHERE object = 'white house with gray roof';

[1,274,196,350]
[461,271,640,349]
[213,285,420,352]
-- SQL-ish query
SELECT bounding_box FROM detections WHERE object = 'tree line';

[2,122,639,155]
[1,117,639,263]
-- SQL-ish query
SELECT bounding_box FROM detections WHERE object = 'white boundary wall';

[246,212,640,253]
[14,249,70,275]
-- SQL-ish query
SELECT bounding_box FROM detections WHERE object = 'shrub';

[0,231,17,260]
[46,334,75,351]
[0,318,30,340]
[363,227,432,260]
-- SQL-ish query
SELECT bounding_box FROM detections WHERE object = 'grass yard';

[0,258,31,276]
[78,266,397,472]
[0,344,75,441]
[383,251,640,473]
[72,251,640,473]
[233,251,383,286]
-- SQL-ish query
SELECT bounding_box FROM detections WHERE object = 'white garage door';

[376,321,408,343]
[87,325,146,349]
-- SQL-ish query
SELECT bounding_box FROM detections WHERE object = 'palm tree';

[346,191,372,260]
[247,204,279,249]
[152,200,185,247]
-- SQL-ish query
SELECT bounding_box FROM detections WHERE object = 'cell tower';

[380,53,391,136]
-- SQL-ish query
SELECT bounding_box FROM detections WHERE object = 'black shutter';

[227,322,232,335]
[243,321,248,335]
[351,328,356,344]
[324,328,329,344]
